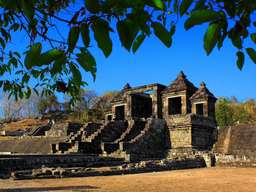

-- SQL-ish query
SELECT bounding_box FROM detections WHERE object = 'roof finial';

[177,71,186,80]
[123,83,131,91]
[200,82,206,89]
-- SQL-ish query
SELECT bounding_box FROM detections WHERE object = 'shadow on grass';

[0,185,99,192]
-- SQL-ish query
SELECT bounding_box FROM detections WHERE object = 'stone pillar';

[126,95,132,119]
[151,93,158,118]
[181,94,187,115]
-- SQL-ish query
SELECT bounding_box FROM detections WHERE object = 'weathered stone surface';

[8,156,208,180]
[51,71,217,161]
[0,137,67,154]
[216,154,256,167]
[214,125,256,158]
[0,71,219,179]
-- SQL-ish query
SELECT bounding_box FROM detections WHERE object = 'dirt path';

[0,167,255,192]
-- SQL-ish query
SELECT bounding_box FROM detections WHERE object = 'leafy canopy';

[0,0,256,100]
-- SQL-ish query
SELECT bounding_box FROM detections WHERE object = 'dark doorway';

[131,94,152,118]
[115,105,125,120]
[107,114,112,121]
[168,97,182,115]
[196,103,204,115]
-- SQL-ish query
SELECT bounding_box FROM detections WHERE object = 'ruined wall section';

[121,118,167,159]
[166,114,192,149]
[0,137,67,154]
[214,125,256,158]
[166,114,216,150]
[46,123,83,137]
[191,115,217,150]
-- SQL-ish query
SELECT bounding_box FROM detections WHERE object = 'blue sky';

[84,21,256,101]
[1,7,256,103]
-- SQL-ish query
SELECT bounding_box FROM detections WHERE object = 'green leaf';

[170,24,176,36]
[173,0,178,13]
[81,23,90,47]
[22,73,30,83]
[31,70,40,78]
[0,37,5,49]
[224,1,236,18]
[152,0,165,9]
[193,0,206,11]
[228,29,242,49]
[68,26,80,52]
[70,63,82,85]
[132,34,146,53]
[51,54,67,75]
[117,20,139,51]
[76,50,97,80]
[40,49,63,65]
[184,10,223,30]
[204,23,219,55]
[24,43,42,69]
[250,33,256,44]
[21,0,34,20]
[92,18,112,57]
[217,33,226,50]
[246,48,256,64]
[85,0,101,13]
[10,23,20,32]
[180,0,193,16]
[152,22,172,47]
[236,51,244,70]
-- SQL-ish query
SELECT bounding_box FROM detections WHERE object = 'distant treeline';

[216,97,256,127]
[0,90,118,123]
[1,91,255,127]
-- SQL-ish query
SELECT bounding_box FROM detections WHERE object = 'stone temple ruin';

[52,71,217,161]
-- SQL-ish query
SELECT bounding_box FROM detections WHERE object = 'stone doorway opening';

[196,103,204,115]
[168,97,182,115]
[115,105,125,120]
[107,114,112,121]
[131,94,152,118]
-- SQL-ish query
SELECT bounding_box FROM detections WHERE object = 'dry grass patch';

[1,118,48,132]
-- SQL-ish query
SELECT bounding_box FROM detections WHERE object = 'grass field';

[0,167,255,192]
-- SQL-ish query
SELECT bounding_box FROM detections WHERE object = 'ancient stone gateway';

[53,71,217,161]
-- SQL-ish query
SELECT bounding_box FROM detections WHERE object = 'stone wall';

[214,125,256,157]
[216,154,256,167]
[0,154,124,178]
[121,118,168,160]
[46,122,82,137]
[165,114,216,150]
[45,123,69,137]
[2,155,208,179]
[0,137,67,154]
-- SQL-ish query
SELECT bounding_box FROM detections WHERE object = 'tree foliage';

[89,91,118,121]
[216,97,256,127]
[37,94,60,114]
[0,0,255,99]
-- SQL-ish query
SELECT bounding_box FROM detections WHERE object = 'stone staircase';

[52,119,167,162]
[116,119,167,161]
[117,120,147,142]
[52,121,129,154]
[52,123,101,154]
[120,119,152,151]
[101,119,147,154]
[26,124,51,136]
